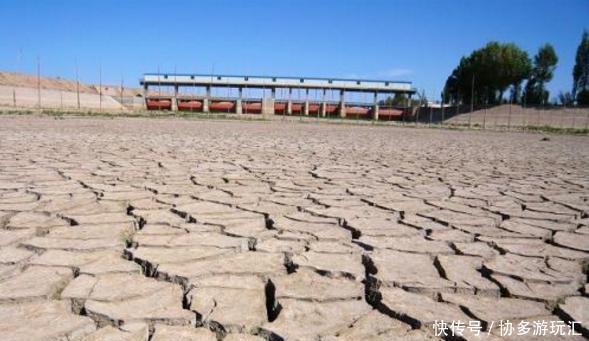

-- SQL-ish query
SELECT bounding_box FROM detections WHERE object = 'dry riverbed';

[0,115,587,340]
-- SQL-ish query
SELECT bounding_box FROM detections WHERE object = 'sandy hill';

[446,104,588,129]
[0,71,97,94]
[0,71,143,97]
[0,71,145,111]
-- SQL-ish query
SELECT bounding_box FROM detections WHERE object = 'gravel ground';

[0,116,588,340]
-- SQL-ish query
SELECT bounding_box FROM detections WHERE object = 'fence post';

[482,99,487,130]
[456,102,459,129]
[507,99,512,131]
[402,96,407,126]
[570,105,575,129]
[469,74,474,129]
[440,95,445,128]
[520,100,528,131]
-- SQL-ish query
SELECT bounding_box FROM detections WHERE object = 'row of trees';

[442,31,589,106]
[573,31,589,105]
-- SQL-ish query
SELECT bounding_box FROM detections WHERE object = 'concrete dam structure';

[140,74,416,120]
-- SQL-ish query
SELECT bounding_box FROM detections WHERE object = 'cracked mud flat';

[0,115,588,340]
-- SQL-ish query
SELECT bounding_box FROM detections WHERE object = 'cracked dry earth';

[0,116,588,341]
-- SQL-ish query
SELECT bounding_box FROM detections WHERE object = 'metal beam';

[140,73,415,94]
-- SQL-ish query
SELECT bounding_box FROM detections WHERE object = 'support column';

[304,89,309,116]
[372,92,379,120]
[236,87,243,114]
[143,84,148,110]
[203,85,210,113]
[321,89,327,117]
[287,88,292,115]
[339,89,346,118]
[262,88,275,116]
[172,85,179,111]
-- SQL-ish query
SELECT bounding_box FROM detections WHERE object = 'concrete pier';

[373,92,379,120]
[262,98,274,116]
[236,88,243,114]
[236,99,242,114]
[203,85,211,113]
[339,89,346,118]
[143,84,148,110]
[172,85,179,111]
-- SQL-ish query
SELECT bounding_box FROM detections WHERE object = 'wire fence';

[411,103,589,132]
[0,66,588,133]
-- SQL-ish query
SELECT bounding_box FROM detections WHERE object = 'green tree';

[524,44,558,105]
[443,42,531,105]
[573,30,589,105]
[557,91,574,106]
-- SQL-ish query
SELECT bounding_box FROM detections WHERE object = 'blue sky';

[0,0,587,100]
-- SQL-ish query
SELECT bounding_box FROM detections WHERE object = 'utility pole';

[429,101,433,127]
[37,56,41,111]
[99,64,102,112]
[419,89,426,126]
[483,95,488,130]
[76,61,80,109]
[508,95,512,130]
[14,48,22,108]
[174,64,177,113]
[120,75,124,112]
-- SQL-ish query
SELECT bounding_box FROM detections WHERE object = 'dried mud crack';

[0,116,587,340]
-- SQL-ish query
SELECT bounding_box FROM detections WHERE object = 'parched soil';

[0,116,588,340]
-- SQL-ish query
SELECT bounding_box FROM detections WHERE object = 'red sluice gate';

[325,104,338,114]
[378,108,404,120]
[146,98,172,110]
[243,102,262,114]
[308,103,320,114]
[291,103,303,113]
[209,101,235,111]
[345,106,370,117]
[177,100,203,111]
[274,102,287,114]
